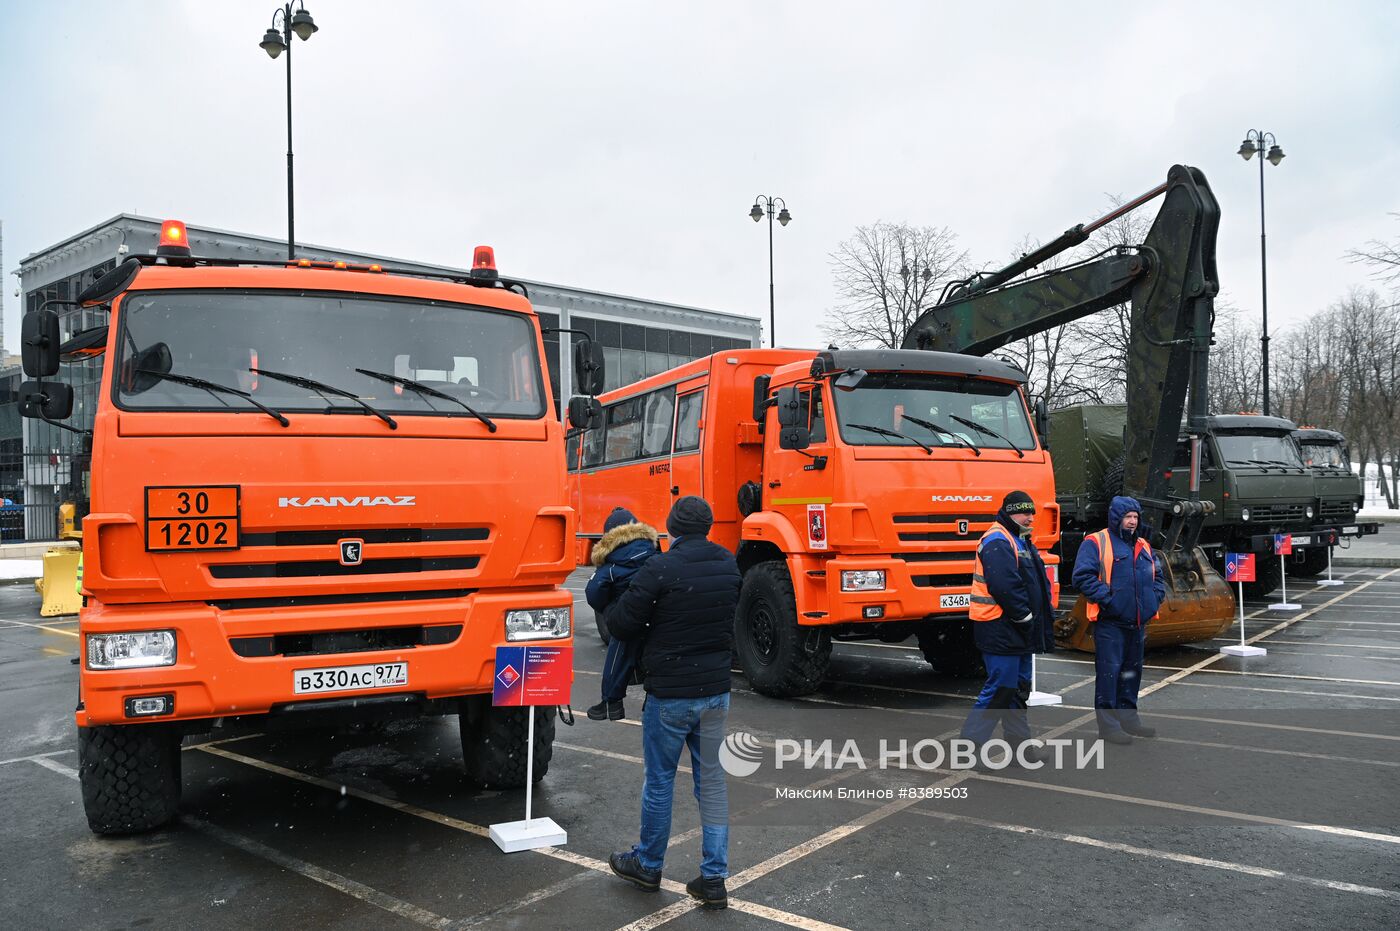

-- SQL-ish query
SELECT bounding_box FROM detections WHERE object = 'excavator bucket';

[35,546,83,617]
[1054,546,1235,652]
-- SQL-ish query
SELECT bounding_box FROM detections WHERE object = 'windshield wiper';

[847,423,933,455]
[252,368,397,429]
[950,414,1024,458]
[354,368,497,433]
[139,369,289,426]
[900,414,981,457]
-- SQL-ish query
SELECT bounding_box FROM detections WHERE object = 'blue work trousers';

[960,652,1032,745]
[1093,621,1145,733]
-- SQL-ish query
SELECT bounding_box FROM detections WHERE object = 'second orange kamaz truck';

[570,347,1059,697]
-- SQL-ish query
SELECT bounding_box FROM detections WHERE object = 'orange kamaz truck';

[569,347,1059,697]
[18,221,603,834]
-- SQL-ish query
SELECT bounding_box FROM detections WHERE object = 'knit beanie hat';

[666,496,714,539]
[603,507,638,533]
[1000,490,1036,516]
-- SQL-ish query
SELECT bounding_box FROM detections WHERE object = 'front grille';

[240,527,489,547]
[1248,504,1306,523]
[895,551,974,563]
[230,623,463,658]
[911,573,975,588]
[899,531,986,543]
[1319,502,1357,523]
[893,512,998,524]
[210,556,479,579]
[209,587,475,611]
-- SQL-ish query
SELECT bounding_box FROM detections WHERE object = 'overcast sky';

[3,1,1398,355]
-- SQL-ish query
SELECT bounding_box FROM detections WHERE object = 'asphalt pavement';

[2,569,1398,930]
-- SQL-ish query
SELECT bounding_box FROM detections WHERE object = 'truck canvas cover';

[1048,403,1126,497]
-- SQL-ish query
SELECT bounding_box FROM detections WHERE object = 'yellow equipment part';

[1054,545,1236,652]
[35,546,83,617]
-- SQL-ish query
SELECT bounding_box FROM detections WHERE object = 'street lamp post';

[260,2,320,261]
[1237,129,1285,415]
[749,195,792,348]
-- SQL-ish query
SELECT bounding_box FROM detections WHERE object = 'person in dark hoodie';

[960,490,1055,766]
[1073,495,1166,744]
[605,496,741,911]
[585,507,661,721]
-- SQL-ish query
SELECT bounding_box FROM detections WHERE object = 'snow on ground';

[0,560,43,581]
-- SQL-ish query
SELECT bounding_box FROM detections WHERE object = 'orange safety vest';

[1083,529,1159,623]
[970,523,1019,622]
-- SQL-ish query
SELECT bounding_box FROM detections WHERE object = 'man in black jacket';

[605,496,741,911]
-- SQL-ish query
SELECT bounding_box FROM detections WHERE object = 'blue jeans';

[960,652,1031,745]
[1093,622,1144,733]
[633,693,730,878]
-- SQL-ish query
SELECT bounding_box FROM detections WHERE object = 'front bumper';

[1243,521,1380,552]
[75,587,572,727]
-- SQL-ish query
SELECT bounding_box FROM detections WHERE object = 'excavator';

[903,164,1235,650]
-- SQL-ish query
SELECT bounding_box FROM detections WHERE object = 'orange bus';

[19,222,599,834]
[569,348,1059,697]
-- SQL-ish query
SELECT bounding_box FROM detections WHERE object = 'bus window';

[675,391,704,452]
[641,388,675,458]
[582,418,606,468]
[605,397,644,464]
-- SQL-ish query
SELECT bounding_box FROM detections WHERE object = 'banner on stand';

[1273,534,1293,555]
[493,644,573,706]
[1225,553,1255,583]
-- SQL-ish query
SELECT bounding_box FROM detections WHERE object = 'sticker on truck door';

[145,485,241,551]
[807,504,828,550]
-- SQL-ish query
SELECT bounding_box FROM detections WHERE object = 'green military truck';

[1049,405,1376,597]
[1293,427,1377,575]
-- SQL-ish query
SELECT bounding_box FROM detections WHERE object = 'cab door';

[669,380,707,505]
[764,384,834,550]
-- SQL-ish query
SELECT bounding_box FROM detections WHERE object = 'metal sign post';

[1317,542,1344,588]
[1221,553,1266,657]
[489,644,571,853]
[1027,653,1062,706]
[1269,533,1302,611]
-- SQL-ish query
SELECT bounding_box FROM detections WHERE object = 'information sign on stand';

[1268,534,1301,611]
[489,644,572,853]
[1317,532,1344,587]
[1220,553,1267,657]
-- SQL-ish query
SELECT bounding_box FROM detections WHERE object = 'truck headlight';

[841,570,886,592]
[505,607,571,641]
[1240,508,1250,522]
[1305,506,1315,519]
[86,631,177,670]
[1354,501,1361,512]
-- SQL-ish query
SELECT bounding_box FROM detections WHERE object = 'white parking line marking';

[196,745,844,931]
[1,618,79,638]
[911,807,1400,902]
[0,749,74,767]
[184,815,457,929]
[29,756,79,779]
[452,870,599,928]
[1170,678,1400,702]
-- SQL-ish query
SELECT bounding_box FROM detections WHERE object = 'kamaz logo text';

[278,495,417,508]
[930,495,992,503]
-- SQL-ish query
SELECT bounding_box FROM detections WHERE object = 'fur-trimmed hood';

[591,521,661,566]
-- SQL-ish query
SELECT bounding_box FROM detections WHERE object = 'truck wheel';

[1099,454,1125,502]
[915,620,986,678]
[1242,555,1282,599]
[1290,548,1330,578]
[594,608,611,645]
[78,723,181,835]
[459,697,553,788]
[735,561,831,698]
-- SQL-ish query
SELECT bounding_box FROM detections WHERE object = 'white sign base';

[1220,644,1268,657]
[1026,655,1061,705]
[1316,579,1344,587]
[1268,602,1302,611]
[1269,553,1300,610]
[490,817,567,853]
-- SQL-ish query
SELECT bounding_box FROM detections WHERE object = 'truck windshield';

[831,372,1035,452]
[1215,432,1304,468]
[1300,442,1348,469]
[114,290,545,419]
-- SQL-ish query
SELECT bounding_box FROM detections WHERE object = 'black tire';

[78,724,181,835]
[1099,453,1125,503]
[1290,547,1330,578]
[459,698,554,788]
[915,620,986,677]
[1242,553,1282,599]
[734,561,831,698]
[594,608,611,645]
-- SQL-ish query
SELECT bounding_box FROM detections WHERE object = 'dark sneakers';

[686,875,728,910]
[609,851,661,892]
[588,700,626,721]
[1123,721,1157,738]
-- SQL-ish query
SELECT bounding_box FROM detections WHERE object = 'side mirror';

[775,387,802,428]
[752,374,771,422]
[567,396,602,430]
[76,257,141,305]
[121,342,173,394]
[833,368,866,392]
[22,310,61,377]
[1034,397,1049,447]
[19,380,74,420]
[61,325,110,362]
[573,339,605,396]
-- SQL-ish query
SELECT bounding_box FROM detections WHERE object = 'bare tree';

[1347,214,1400,284]
[1204,303,1263,414]
[821,223,969,349]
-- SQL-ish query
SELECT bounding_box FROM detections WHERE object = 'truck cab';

[1292,427,1375,575]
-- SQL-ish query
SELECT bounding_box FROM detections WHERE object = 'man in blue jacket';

[1073,495,1166,744]
[960,490,1055,765]
[605,496,741,911]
